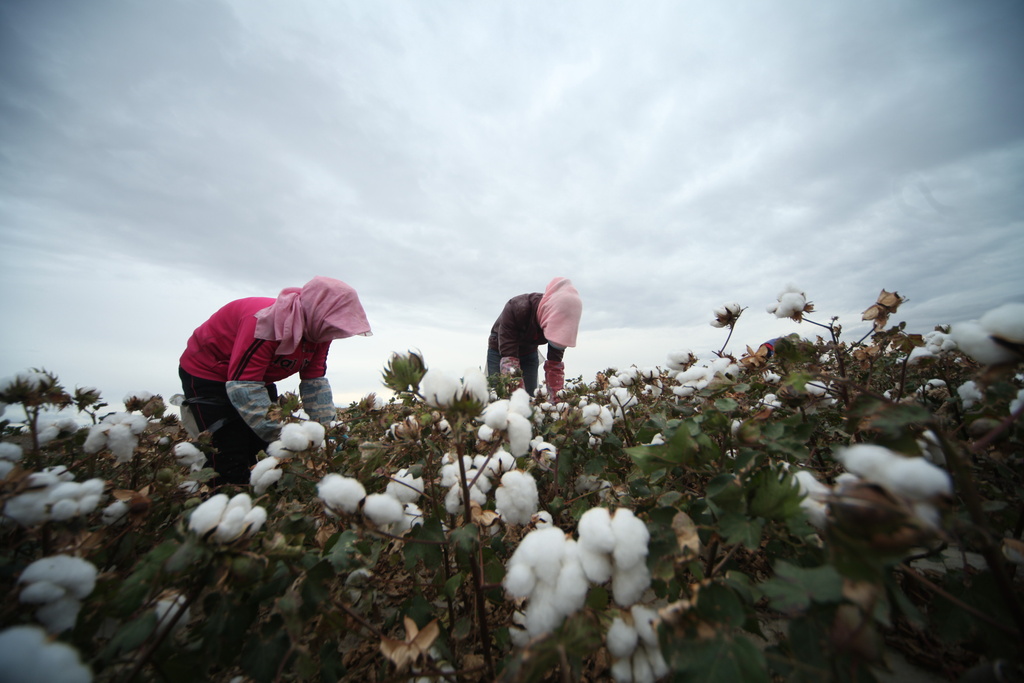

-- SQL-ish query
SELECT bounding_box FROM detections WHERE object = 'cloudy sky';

[1,0,1022,412]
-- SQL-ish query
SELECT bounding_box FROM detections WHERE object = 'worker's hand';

[500,356,521,375]
[544,360,565,396]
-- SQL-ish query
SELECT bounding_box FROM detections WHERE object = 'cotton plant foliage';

[0,292,1021,682]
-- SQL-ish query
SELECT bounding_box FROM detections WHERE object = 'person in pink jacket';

[487,277,583,396]
[178,276,371,485]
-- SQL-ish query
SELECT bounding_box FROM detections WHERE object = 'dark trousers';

[178,366,275,486]
[486,348,540,394]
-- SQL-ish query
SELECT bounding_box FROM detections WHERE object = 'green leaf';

[443,573,464,601]
[719,512,764,549]
[714,397,739,413]
[760,561,843,612]
[324,530,363,572]
[625,421,700,474]
[403,518,445,571]
[668,634,769,683]
[748,469,803,521]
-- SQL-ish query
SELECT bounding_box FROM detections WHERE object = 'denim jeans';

[487,348,540,394]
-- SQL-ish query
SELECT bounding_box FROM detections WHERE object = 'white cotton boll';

[470,469,493,493]
[102,500,130,526]
[212,506,248,544]
[506,412,533,456]
[631,648,656,683]
[486,449,517,476]
[950,320,1019,366]
[1011,388,1024,416]
[979,302,1024,344]
[179,481,200,495]
[36,596,82,633]
[881,457,953,501]
[189,494,229,536]
[0,442,23,462]
[20,580,67,604]
[19,555,97,601]
[477,424,496,441]
[794,470,831,501]
[280,423,313,451]
[242,506,266,536]
[386,469,424,504]
[440,463,459,488]
[607,617,639,659]
[611,657,634,683]
[957,381,983,409]
[0,625,92,683]
[3,491,49,526]
[835,445,894,483]
[444,483,464,515]
[482,400,510,430]
[459,367,490,406]
[612,564,651,607]
[513,526,568,585]
[265,440,292,459]
[917,430,946,466]
[82,425,108,455]
[666,350,695,372]
[587,406,614,435]
[155,594,190,638]
[533,441,557,461]
[578,507,617,553]
[552,541,589,615]
[49,499,80,522]
[503,561,537,598]
[0,461,12,479]
[420,368,460,408]
[173,442,205,470]
[251,457,283,496]
[509,388,532,418]
[577,542,613,584]
[317,474,365,514]
[611,510,650,570]
[106,423,137,463]
[495,470,539,526]
[363,493,405,527]
[47,481,84,503]
[524,593,562,637]
[631,605,659,647]
[301,421,326,447]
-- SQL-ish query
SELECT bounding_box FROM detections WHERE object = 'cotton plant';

[606,605,669,683]
[0,625,92,683]
[82,411,150,463]
[188,493,267,544]
[950,302,1024,366]
[17,554,98,633]
[767,284,814,322]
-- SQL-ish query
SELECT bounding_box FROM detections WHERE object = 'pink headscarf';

[254,276,372,355]
[537,277,582,348]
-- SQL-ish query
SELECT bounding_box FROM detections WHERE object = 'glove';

[544,360,565,395]
[499,356,521,375]
[225,381,282,442]
[300,377,336,424]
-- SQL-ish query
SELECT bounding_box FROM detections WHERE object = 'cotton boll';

[504,561,538,598]
[506,413,532,456]
[0,625,92,683]
[611,510,650,570]
[979,302,1024,344]
[509,388,532,418]
[511,526,568,586]
[577,542,613,584]
[212,505,249,543]
[106,423,138,463]
[630,605,659,647]
[386,469,424,504]
[420,368,460,408]
[19,581,67,605]
[578,507,616,553]
[524,592,563,637]
[49,499,80,522]
[793,470,831,501]
[950,320,1019,366]
[477,424,496,442]
[251,457,283,496]
[363,493,406,527]
[36,596,83,634]
[606,616,639,659]
[835,445,893,484]
[611,657,634,683]
[481,400,510,430]
[459,367,490,406]
[188,494,229,536]
[102,500,130,526]
[317,474,365,514]
[495,470,539,526]
[484,449,517,476]
[440,463,459,488]
[552,541,589,616]
[0,442,23,463]
[3,491,50,526]
[881,457,952,501]
[1011,388,1024,416]
[280,423,313,451]
[612,564,651,607]
[155,594,190,638]
[444,483,465,515]
[18,554,97,607]
[957,381,983,409]
[631,648,656,683]
[301,421,326,447]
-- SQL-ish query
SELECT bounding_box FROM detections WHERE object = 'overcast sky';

[2,0,1022,412]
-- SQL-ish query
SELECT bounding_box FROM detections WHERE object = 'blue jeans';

[487,348,540,394]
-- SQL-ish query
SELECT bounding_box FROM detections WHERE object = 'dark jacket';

[488,293,565,361]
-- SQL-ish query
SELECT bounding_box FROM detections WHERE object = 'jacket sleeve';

[225,381,282,441]
[300,377,336,424]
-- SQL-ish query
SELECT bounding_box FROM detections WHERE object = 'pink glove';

[544,360,565,395]
[500,356,521,375]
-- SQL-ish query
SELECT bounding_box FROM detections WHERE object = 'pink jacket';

[180,298,329,384]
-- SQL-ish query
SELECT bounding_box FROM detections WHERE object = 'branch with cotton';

[478,389,534,456]
[264,421,326,460]
[172,442,206,472]
[82,412,151,463]
[35,417,80,447]
[908,329,958,365]
[0,625,92,683]
[767,284,814,322]
[188,493,267,544]
[607,605,669,683]
[711,302,743,328]
[17,554,98,633]
[671,358,739,399]
[665,349,696,372]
